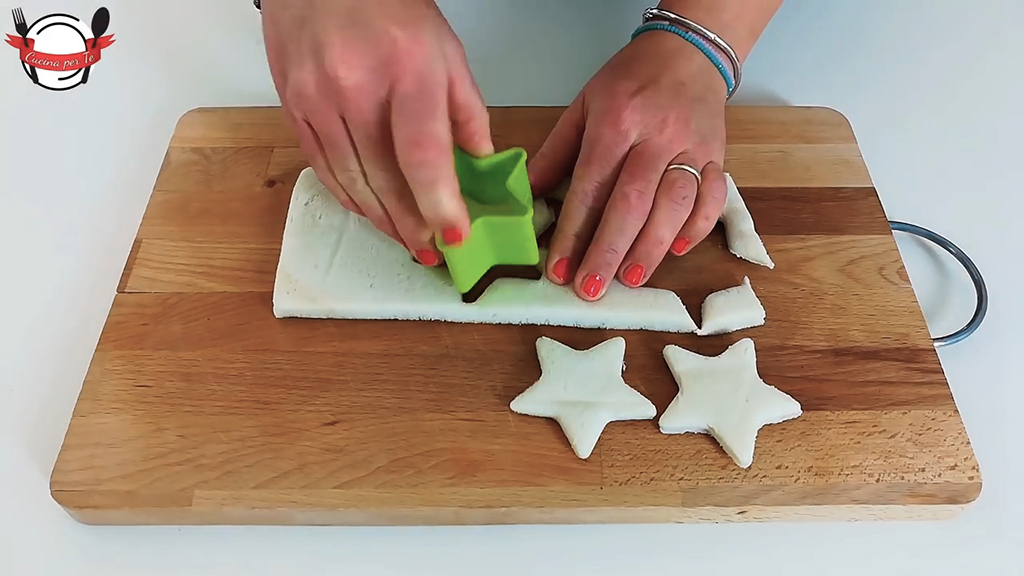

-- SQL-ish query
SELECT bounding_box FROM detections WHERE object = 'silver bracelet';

[642,7,742,96]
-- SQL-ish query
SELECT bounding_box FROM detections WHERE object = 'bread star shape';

[659,338,802,468]
[510,336,657,459]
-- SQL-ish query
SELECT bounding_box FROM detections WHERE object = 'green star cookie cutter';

[436,147,541,295]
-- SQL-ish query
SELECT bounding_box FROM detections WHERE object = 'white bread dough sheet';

[272,168,699,333]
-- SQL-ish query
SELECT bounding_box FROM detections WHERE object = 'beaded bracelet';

[634,6,742,99]
[644,8,742,90]
[631,21,736,98]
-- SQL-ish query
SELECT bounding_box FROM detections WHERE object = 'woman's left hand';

[528,29,731,301]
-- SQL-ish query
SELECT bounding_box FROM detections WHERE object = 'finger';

[544,122,631,287]
[288,114,363,216]
[527,96,585,197]
[311,109,404,245]
[672,160,728,256]
[391,75,470,246]
[344,99,443,264]
[573,140,669,299]
[616,152,701,287]
[448,58,494,157]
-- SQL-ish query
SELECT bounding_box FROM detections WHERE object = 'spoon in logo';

[82,7,109,84]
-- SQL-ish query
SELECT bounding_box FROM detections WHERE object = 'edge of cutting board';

[52,500,973,526]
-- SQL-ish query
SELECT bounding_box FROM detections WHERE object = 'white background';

[2,0,1021,574]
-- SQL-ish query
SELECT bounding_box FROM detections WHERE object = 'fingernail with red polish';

[552,258,571,284]
[416,250,440,267]
[623,263,644,287]
[442,227,463,246]
[582,274,604,299]
[671,237,691,256]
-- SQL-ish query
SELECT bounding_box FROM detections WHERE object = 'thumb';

[448,65,494,158]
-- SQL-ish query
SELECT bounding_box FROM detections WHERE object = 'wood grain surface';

[50,106,981,525]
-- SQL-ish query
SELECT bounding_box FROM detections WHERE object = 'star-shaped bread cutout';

[659,338,802,468]
[510,336,657,459]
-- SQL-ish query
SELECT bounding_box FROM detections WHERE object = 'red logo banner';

[5,34,114,71]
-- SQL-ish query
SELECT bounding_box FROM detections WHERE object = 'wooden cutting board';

[50,106,981,525]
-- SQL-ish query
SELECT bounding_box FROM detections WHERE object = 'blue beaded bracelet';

[631,21,736,97]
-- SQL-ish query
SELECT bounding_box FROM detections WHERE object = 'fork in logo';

[11,7,38,84]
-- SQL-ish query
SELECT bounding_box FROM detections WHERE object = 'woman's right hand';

[260,0,494,266]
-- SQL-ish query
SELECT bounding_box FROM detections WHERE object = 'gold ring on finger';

[666,163,702,188]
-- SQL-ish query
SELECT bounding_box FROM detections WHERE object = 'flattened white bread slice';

[720,173,775,269]
[659,338,802,469]
[273,168,699,333]
[696,276,766,336]
[510,336,657,460]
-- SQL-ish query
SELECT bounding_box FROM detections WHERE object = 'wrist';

[642,17,736,94]
[652,0,782,63]
[631,30,728,102]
